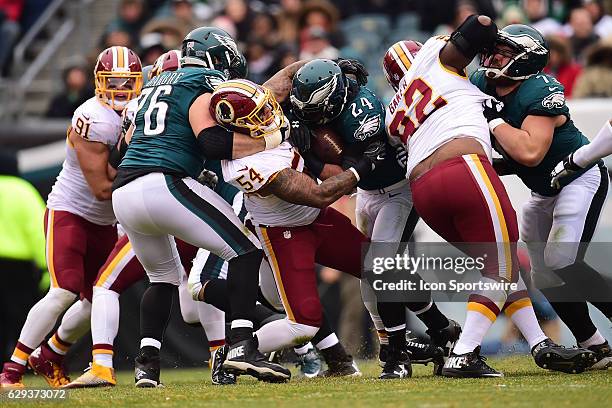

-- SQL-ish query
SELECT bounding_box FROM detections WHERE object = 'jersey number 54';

[388,78,447,144]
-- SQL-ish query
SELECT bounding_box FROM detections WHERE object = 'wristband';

[488,118,505,132]
[264,130,283,150]
[348,167,361,182]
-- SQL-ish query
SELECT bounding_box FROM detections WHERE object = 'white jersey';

[46,97,122,225]
[221,142,320,227]
[385,36,491,178]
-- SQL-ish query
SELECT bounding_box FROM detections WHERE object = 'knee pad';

[544,243,576,270]
[46,288,78,312]
[450,14,498,60]
[287,320,319,343]
[294,296,322,327]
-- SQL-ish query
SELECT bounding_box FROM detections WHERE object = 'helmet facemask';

[95,71,143,111]
[480,31,548,81]
[238,88,284,138]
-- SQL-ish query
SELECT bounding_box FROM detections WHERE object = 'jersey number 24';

[388,78,447,144]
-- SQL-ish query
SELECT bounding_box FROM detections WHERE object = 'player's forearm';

[232,132,266,159]
[263,60,309,102]
[572,120,612,168]
[319,163,343,180]
[492,124,544,167]
[310,170,358,207]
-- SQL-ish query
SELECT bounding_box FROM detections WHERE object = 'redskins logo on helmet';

[382,40,422,91]
[209,79,284,138]
[94,46,143,111]
[150,50,181,80]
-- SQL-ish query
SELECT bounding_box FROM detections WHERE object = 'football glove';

[395,144,408,169]
[348,140,386,180]
[197,169,219,190]
[482,98,505,132]
[337,58,369,86]
[550,152,583,189]
[287,119,312,153]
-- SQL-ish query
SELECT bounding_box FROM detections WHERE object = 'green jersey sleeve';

[517,73,569,119]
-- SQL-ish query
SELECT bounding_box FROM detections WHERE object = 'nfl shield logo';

[283,231,291,239]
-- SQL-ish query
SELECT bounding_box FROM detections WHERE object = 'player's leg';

[412,155,514,377]
[1,210,85,388]
[543,165,611,369]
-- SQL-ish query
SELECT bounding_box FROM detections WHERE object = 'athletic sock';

[503,297,547,348]
[578,330,607,348]
[377,330,389,345]
[294,343,314,356]
[226,250,263,343]
[201,279,230,312]
[140,282,176,350]
[91,287,120,369]
[319,342,351,364]
[92,345,114,368]
[453,295,500,355]
[412,302,449,331]
[314,333,339,351]
[10,342,34,367]
[47,333,72,357]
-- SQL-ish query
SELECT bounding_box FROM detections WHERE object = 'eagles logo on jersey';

[354,114,381,140]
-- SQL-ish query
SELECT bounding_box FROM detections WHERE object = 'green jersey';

[471,71,592,196]
[328,81,405,191]
[120,67,226,181]
[203,159,241,208]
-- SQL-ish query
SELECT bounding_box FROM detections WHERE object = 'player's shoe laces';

[63,362,116,388]
[379,347,412,380]
[222,337,291,383]
[587,341,612,370]
[406,336,445,365]
[295,348,322,378]
[210,345,236,385]
[441,346,503,378]
[531,338,595,374]
[319,356,362,377]
[28,347,70,387]
[0,362,25,389]
[134,353,163,388]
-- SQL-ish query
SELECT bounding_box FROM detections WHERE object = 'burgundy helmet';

[382,40,422,91]
[150,49,181,79]
[94,46,143,110]
[210,79,284,138]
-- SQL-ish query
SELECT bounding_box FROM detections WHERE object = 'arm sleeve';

[573,120,612,168]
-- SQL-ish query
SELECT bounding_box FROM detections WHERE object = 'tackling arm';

[258,167,358,208]
[190,93,284,159]
[69,129,114,200]
[263,60,309,103]
[491,114,560,167]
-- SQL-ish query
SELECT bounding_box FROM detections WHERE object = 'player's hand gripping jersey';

[47,97,122,225]
[385,36,492,178]
[221,142,320,227]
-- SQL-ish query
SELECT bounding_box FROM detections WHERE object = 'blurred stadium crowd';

[1,0,612,366]
[2,0,612,119]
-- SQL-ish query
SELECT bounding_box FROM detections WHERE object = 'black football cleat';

[319,356,362,377]
[222,337,291,383]
[379,347,412,380]
[210,345,237,385]
[441,346,503,378]
[531,339,595,374]
[588,341,612,370]
[427,319,462,356]
[134,353,162,388]
[406,336,445,365]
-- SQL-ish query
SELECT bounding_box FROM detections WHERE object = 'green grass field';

[2,356,610,408]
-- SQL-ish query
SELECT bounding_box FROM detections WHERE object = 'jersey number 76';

[388,78,447,144]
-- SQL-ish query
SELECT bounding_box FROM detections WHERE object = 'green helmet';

[290,59,349,125]
[181,27,247,79]
[481,24,549,81]
[141,65,153,85]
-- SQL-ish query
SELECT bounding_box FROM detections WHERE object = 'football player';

[289,57,461,379]
[385,15,594,377]
[111,27,291,386]
[475,24,612,369]
[0,46,142,389]
[206,78,386,378]
[551,118,612,188]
